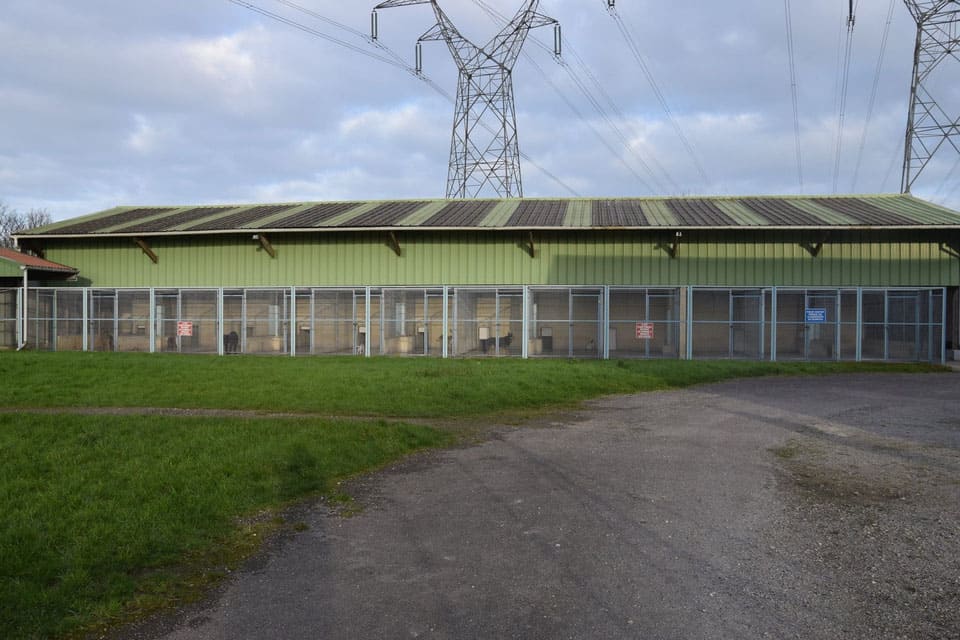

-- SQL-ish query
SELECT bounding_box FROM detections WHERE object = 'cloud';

[126,115,170,155]
[0,0,957,219]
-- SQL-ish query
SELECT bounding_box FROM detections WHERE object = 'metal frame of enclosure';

[4,285,946,363]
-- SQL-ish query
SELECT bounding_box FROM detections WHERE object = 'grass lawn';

[0,351,945,417]
[0,352,946,638]
[0,413,449,639]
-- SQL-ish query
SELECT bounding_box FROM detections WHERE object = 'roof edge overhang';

[0,251,79,275]
[15,225,960,241]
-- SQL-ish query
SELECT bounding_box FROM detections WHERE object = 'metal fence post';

[289,286,296,357]
[364,287,371,357]
[442,286,449,359]
[217,288,224,356]
[603,286,610,360]
[521,286,529,359]
[770,287,778,362]
[855,288,863,362]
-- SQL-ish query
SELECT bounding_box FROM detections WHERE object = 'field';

[0,352,944,638]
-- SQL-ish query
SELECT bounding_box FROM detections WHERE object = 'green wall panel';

[0,261,23,278]
[38,231,960,289]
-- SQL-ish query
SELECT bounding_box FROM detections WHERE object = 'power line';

[602,1,711,189]
[831,1,856,193]
[471,0,675,193]
[226,0,407,70]
[551,26,680,193]
[225,0,581,197]
[782,0,803,192]
[269,0,412,68]
[881,136,904,193]
[932,154,960,202]
[851,0,895,193]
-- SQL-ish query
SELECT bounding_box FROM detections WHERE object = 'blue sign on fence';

[805,308,827,324]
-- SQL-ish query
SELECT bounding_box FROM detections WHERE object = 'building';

[6,194,960,361]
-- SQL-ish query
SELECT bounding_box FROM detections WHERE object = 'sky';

[1,0,958,222]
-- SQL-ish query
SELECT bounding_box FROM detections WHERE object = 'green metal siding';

[0,260,23,278]
[38,230,960,289]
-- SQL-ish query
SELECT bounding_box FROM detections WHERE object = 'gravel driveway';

[120,372,960,640]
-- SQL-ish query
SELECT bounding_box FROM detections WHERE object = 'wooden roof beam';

[134,238,158,264]
[800,232,830,257]
[388,231,401,257]
[940,241,960,260]
[656,231,682,259]
[523,232,535,258]
[253,233,276,258]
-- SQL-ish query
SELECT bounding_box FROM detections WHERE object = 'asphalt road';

[122,372,960,640]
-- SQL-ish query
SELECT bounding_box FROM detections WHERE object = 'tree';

[0,202,53,248]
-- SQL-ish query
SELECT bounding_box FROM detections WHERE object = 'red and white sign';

[635,322,654,340]
[176,321,194,337]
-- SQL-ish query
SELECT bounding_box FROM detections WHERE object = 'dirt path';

[115,373,959,640]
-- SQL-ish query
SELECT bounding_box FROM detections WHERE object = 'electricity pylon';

[372,0,560,199]
[901,1,960,193]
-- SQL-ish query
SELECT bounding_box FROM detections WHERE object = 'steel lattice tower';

[372,0,559,199]
[901,1,960,193]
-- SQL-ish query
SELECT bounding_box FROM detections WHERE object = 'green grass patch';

[0,352,944,418]
[0,413,449,639]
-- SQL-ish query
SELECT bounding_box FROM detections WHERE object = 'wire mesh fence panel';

[691,289,765,359]
[0,289,16,348]
[423,291,448,357]
[244,289,286,355]
[571,291,603,359]
[88,290,116,352]
[774,290,839,361]
[179,290,219,354]
[731,290,764,359]
[859,289,944,362]
[840,291,859,360]
[452,289,522,357]
[454,289,495,356]
[44,289,84,352]
[529,289,568,357]
[311,290,362,355]
[222,290,244,354]
[494,290,523,357]
[23,289,55,351]
[115,290,150,352]
[609,288,681,358]
[691,289,731,358]
[382,289,428,356]
[294,290,311,355]
[861,291,886,360]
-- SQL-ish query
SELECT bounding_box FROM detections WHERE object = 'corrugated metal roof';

[593,200,649,226]
[667,199,737,226]
[16,195,960,238]
[424,200,496,226]
[186,204,299,231]
[46,207,179,234]
[506,200,568,226]
[741,198,822,226]
[343,201,428,227]
[270,203,360,228]
[0,247,78,273]
[114,206,236,233]
[811,197,918,226]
